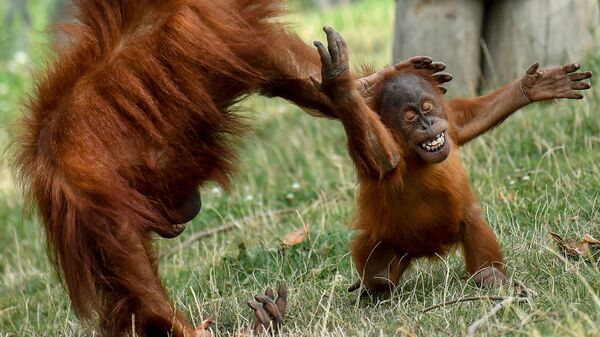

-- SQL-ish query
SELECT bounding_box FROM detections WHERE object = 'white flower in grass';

[245,194,254,201]
[334,274,345,283]
[291,182,300,190]
[14,51,29,65]
[210,186,222,196]
[285,193,294,200]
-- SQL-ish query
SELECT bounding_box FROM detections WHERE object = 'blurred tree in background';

[2,0,597,94]
[0,0,69,61]
[393,0,600,94]
[1,0,32,60]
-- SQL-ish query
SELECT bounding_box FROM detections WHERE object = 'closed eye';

[422,101,433,113]
[404,111,418,124]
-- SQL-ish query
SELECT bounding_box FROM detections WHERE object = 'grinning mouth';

[420,132,446,152]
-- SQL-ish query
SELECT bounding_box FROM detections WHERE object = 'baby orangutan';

[311,27,592,293]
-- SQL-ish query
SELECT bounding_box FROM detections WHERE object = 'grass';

[1,0,599,336]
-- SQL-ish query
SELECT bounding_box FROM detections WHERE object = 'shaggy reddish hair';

[14,0,332,335]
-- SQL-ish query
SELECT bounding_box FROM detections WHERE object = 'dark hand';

[521,62,592,102]
[311,27,452,102]
[247,283,287,334]
[311,26,352,95]
[357,56,452,103]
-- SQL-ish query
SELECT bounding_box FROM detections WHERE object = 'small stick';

[159,195,349,259]
[420,296,511,314]
[465,296,529,337]
[421,279,534,315]
[159,208,295,258]
[159,223,237,258]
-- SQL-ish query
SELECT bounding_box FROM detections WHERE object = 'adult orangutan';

[14,1,449,336]
[310,28,592,294]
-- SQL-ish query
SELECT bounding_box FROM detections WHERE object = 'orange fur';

[13,1,334,335]
[339,60,589,292]
[322,69,509,293]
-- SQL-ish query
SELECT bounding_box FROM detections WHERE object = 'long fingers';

[408,55,432,69]
[336,31,348,65]
[563,63,592,94]
[255,295,283,324]
[527,62,540,75]
[313,41,332,69]
[265,287,275,300]
[392,59,446,74]
[391,56,451,94]
[432,72,453,84]
[424,61,446,73]
[249,283,288,334]
[384,60,446,84]
[323,26,348,66]
[569,70,592,81]
[324,26,339,64]
[404,57,447,74]
[392,56,432,72]
[275,283,287,316]
[248,301,272,326]
[570,81,591,90]
[562,63,580,74]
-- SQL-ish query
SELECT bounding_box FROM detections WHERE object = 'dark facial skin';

[376,74,451,163]
[155,189,202,238]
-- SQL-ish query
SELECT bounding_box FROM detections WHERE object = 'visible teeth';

[421,132,446,152]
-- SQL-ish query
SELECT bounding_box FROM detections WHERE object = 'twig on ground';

[420,296,511,315]
[159,208,296,258]
[420,279,534,317]
[158,194,350,259]
[465,296,529,337]
[158,223,237,259]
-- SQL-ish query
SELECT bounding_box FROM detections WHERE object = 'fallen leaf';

[551,232,600,257]
[582,234,600,245]
[397,327,416,337]
[281,224,309,247]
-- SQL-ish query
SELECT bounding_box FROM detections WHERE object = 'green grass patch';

[1,0,599,336]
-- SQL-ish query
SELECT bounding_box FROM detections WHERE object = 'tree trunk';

[392,0,599,93]
[393,0,484,95]
[482,0,599,88]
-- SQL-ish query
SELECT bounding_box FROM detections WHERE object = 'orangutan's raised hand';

[356,55,452,101]
[521,62,592,102]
